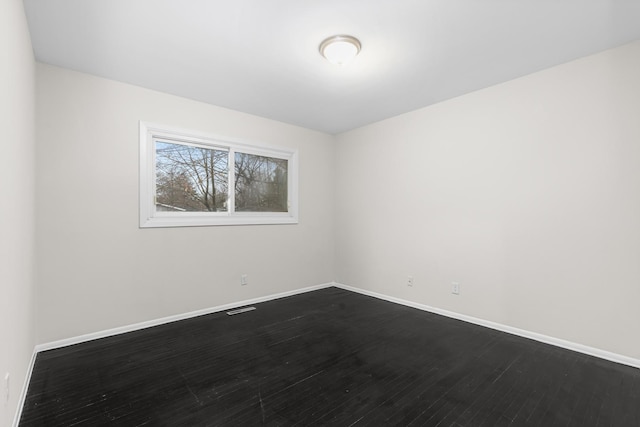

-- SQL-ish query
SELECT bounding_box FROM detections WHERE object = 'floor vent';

[226,306,256,316]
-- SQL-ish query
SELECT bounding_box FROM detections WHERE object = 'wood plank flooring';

[19,287,640,426]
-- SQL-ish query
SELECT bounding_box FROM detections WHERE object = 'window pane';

[155,141,228,212]
[234,152,288,212]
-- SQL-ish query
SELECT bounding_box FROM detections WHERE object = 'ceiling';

[23,0,640,134]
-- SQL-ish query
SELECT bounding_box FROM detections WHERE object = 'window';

[140,122,298,227]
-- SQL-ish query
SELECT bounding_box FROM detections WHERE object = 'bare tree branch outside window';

[155,141,228,212]
[141,123,298,227]
[155,141,288,213]
[234,153,288,212]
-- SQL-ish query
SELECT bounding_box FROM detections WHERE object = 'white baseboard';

[14,283,330,425]
[35,282,334,353]
[332,282,640,369]
[15,280,638,426]
[13,282,334,426]
[12,350,37,427]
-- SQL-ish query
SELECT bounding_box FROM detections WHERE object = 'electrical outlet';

[452,282,460,295]
[407,276,414,287]
[3,372,9,405]
[240,274,248,286]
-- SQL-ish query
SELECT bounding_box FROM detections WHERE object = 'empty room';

[2,0,640,426]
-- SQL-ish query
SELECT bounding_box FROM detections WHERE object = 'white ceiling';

[23,0,640,134]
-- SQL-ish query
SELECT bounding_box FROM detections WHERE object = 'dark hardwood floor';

[19,287,640,426]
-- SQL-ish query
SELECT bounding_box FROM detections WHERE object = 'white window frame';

[140,122,298,228]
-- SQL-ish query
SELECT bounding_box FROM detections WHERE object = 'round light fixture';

[319,35,361,65]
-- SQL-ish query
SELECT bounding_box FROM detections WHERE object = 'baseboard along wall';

[332,282,640,370]
[14,282,332,427]
[14,281,639,426]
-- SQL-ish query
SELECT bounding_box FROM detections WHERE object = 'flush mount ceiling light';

[319,35,361,65]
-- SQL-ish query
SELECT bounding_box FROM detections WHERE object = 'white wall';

[335,41,640,360]
[26,30,640,411]
[0,0,36,425]
[35,64,335,343]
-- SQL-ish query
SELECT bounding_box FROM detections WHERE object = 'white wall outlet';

[452,282,460,295]
[3,372,9,405]
[240,274,248,286]
[407,276,414,287]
